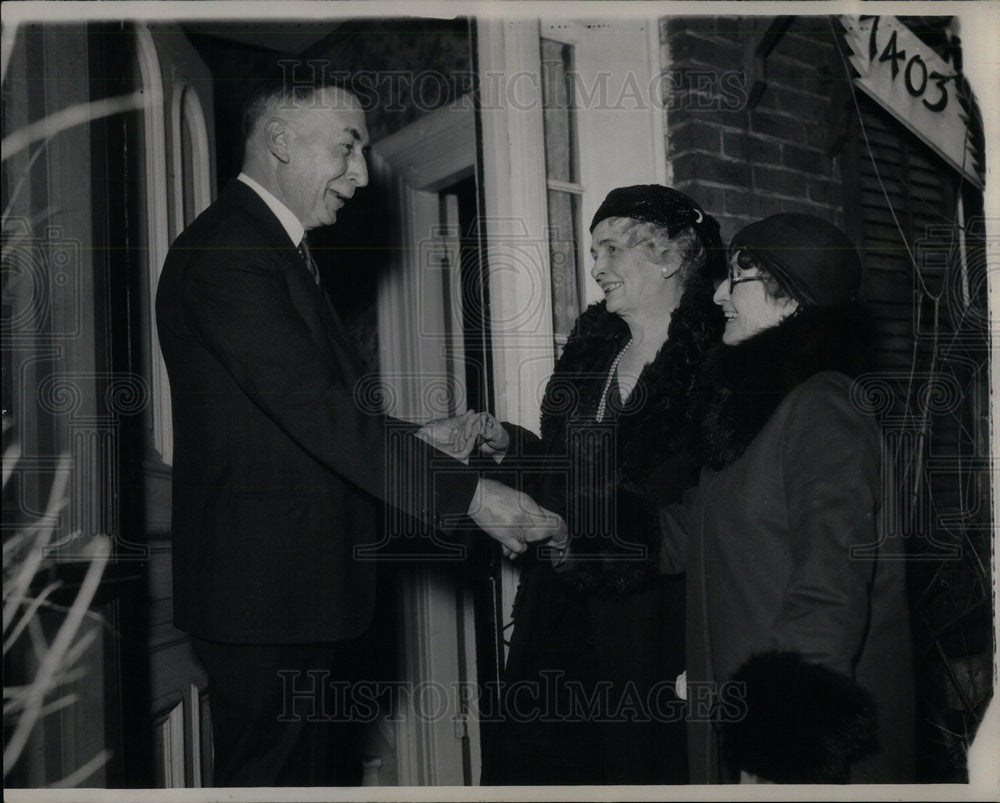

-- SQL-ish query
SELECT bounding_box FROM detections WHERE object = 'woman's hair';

[732,248,793,303]
[757,269,793,303]
[611,217,708,286]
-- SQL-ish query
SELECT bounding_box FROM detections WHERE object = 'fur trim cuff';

[719,651,879,783]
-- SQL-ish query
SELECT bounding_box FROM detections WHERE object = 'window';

[539,37,585,354]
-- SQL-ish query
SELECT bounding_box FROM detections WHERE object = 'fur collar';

[535,280,720,596]
[540,290,721,485]
[697,303,874,470]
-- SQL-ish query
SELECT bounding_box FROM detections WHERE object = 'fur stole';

[540,306,688,482]
[696,304,874,471]
[541,279,720,595]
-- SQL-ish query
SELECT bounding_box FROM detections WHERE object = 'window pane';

[547,189,582,341]
[539,38,577,183]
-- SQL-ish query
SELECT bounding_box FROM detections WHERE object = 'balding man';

[156,82,562,787]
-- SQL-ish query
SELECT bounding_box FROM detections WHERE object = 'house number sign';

[841,15,983,189]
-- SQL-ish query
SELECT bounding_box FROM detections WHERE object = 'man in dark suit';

[155,81,562,787]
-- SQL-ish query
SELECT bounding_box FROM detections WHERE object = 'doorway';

[360,97,501,785]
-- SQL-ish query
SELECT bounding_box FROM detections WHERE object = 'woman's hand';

[417,410,511,464]
[415,410,482,463]
[546,523,570,568]
[460,411,510,457]
[469,478,567,558]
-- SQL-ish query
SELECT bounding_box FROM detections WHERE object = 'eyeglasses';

[726,249,766,295]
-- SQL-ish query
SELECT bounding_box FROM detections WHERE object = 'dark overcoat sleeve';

[768,379,880,677]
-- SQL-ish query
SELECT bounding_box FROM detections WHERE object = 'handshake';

[416,411,567,558]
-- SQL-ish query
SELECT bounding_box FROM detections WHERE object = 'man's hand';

[415,411,481,462]
[416,410,511,463]
[468,478,566,556]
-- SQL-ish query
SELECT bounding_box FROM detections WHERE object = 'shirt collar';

[237,172,305,247]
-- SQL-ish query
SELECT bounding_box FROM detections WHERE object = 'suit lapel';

[316,289,366,379]
[226,181,364,384]
[283,250,363,382]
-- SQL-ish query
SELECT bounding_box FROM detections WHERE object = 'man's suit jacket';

[156,181,477,643]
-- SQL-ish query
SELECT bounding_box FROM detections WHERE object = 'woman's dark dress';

[480,299,717,785]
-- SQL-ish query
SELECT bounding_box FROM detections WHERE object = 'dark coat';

[155,180,476,644]
[481,288,720,785]
[660,305,915,783]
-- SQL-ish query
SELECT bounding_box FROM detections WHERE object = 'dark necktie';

[297,236,322,288]
[296,234,361,378]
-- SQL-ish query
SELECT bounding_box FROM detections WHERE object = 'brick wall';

[661,16,849,243]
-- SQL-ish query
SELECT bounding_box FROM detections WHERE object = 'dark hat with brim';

[730,213,862,308]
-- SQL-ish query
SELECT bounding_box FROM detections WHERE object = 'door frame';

[137,22,216,787]
[371,97,481,785]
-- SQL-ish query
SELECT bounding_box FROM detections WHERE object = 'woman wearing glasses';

[659,213,914,783]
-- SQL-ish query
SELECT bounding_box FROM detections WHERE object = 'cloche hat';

[730,213,862,307]
[590,185,725,279]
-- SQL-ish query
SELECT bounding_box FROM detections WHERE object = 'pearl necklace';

[596,338,632,422]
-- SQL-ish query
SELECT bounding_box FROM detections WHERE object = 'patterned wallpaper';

[185,18,474,375]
